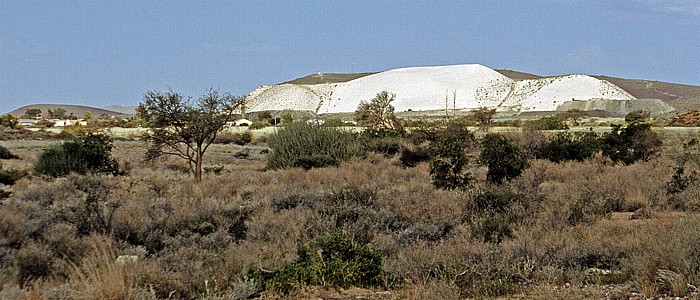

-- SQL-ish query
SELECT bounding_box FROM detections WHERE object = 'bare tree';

[472,107,497,132]
[557,109,587,126]
[140,89,243,183]
[355,91,401,130]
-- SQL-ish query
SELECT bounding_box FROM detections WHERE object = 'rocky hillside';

[244,64,678,115]
[592,76,700,114]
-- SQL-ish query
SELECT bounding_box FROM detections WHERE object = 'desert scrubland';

[1,122,700,300]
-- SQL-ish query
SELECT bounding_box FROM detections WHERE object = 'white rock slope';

[243,64,636,113]
[504,75,635,111]
[319,65,510,113]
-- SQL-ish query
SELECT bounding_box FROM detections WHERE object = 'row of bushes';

[264,121,661,193]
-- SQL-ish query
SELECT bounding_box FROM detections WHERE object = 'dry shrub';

[16,242,54,285]
[3,132,699,298]
[42,223,86,264]
[383,241,449,284]
[385,230,535,298]
[110,200,157,248]
[0,207,29,249]
[454,252,535,298]
[196,173,247,201]
[386,185,462,245]
[666,184,700,211]
[620,215,700,297]
[142,246,221,298]
[140,242,261,299]
[512,159,670,213]
[15,176,77,206]
[397,279,460,300]
[506,213,700,297]
[382,180,461,226]
[246,206,318,245]
[70,235,145,300]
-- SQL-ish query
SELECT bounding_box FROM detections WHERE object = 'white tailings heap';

[243,64,636,114]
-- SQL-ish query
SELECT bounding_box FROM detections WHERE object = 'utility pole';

[453,90,457,118]
[445,89,449,120]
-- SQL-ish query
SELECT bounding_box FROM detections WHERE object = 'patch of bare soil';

[667,111,700,126]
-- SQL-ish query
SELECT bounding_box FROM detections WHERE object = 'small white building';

[18,119,39,126]
[232,118,252,126]
[51,119,82,127]
[306,119,325,125]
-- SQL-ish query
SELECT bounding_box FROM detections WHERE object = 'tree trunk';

[194,145,203,183]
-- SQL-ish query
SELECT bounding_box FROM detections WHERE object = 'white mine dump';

[243,64,637,114]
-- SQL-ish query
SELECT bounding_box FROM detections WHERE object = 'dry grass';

[2,133,700,298]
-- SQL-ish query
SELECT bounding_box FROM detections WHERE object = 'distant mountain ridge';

[7,104,131,118]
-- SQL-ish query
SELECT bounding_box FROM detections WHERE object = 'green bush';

[601,123,662,165]
[0,114,18,129]
[366,137,402,156]
[34,134,120,177]
[360,128,407,156]
[428,122,475,190]
[0,145,19,159]
[625,109,651,124]
[266,123,362,170]
[0,167,28,186]
[361,127,405,139]
[398,144,431,167]
[252,232,383,293]
[293,155,340,170]
[539,131,602,163]
[479,133,529,184]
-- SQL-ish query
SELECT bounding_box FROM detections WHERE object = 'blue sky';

[1,0,699,114]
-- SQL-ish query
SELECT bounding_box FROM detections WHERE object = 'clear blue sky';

[1,0,699,114]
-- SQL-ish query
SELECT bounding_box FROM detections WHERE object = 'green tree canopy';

[480,133,529,184]
[624,110,651,124]
[0,114,18,129]
[48,108,67,119]
[23,108,42,118]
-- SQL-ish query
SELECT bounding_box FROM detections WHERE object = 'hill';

[244,64,670,115]
[7,104,130,118]
[284,72,376,85]
[103,105,138,115]
[495,69,542,80]
[591,76,700,113]
[493,71,700,113]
